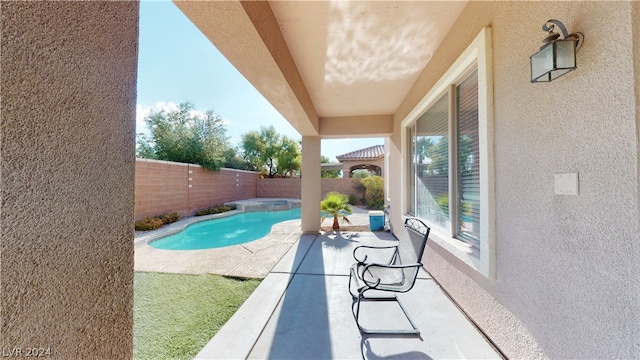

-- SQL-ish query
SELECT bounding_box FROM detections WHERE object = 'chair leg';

[351,292,420,335]
[348,269,359,299]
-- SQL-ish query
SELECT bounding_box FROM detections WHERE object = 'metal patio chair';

[348,217,430,335]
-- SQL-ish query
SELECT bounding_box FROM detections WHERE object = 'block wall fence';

[135,158,373,219]
[256,178,366,200]
[135,158,260,219]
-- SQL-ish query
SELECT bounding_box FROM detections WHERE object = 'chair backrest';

[394,217,430,268]
[362,217,430,292]
[368,217,429,292]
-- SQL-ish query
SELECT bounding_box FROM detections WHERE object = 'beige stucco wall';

[635,1,640,223]
[1,2,138,358]
[319,115,393,137]
[301,136,321,232]
[389,1,640,358]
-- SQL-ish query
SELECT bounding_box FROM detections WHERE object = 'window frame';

[401,27,495,278]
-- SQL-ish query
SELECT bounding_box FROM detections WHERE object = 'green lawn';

[134,272,262,360]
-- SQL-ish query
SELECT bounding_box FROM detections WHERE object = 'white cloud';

[135,104,152,135]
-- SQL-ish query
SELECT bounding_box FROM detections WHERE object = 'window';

[414,94,449,228]
[457,70,480,250]
[402,28,494,277]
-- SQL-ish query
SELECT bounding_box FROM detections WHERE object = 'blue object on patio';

[349,217,430,335]
[368,210,385,231]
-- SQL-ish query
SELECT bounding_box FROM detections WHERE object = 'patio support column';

[301,136,321,233]
[1,2,138,358]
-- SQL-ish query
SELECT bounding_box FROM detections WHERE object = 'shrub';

[348,194,358,206]
[135,212,181,231]
[195,204,236,216]
[436,195,449,213]
[351,169,371,178]
[194,208,211,216]
[361,175,384,210]
[135,217,164,231]
[320,192,352,231]
[367,198,384,210]
[156,212,180,225]
[352,180,367,205]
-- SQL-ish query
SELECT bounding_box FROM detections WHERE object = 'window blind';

[415,93,449,228]
[409,126,416,215]
[456,69,480,250]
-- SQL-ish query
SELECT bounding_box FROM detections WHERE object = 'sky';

[136,1,383,162]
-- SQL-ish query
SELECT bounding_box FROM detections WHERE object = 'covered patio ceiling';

[173,0,468,139]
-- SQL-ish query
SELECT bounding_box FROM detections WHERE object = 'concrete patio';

[196,231,503,359]
[134,205,502,358]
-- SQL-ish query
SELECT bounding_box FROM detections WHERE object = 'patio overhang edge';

[319,114,393,138]
[173,0,320,137]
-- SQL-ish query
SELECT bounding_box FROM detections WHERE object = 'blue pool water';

[149,208,301,250]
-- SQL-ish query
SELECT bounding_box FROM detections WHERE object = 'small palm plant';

[321,191,353,231]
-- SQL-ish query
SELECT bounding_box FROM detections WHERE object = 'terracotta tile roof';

[336,145,384,161]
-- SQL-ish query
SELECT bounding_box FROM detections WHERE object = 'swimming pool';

[149,208,301,250]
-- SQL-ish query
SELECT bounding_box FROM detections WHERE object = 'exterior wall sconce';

[530,19,584,83]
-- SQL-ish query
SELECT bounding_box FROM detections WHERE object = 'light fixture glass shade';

[530,38,577,83]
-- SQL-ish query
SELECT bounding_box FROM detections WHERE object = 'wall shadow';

[266,234,333,359]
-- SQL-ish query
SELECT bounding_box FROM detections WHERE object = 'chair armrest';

[359,262,423,288]
[352,245,398,264]
[363,262,422,271]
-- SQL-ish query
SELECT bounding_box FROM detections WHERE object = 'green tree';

[415,137,434,164]
[361,175,384,210]
[136,102,230,171]
[278,137,302,178]
[240,126,301,178]
[429,136,448,175]
[222,147,254,171]
[352,173,369,205]
[241,131,266,171]
[351,169,371,179]
[321,156,341,178]
[425,135,473,176]
[458,134,474,175]
[320,192,353,231]
[136,133,156,159]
